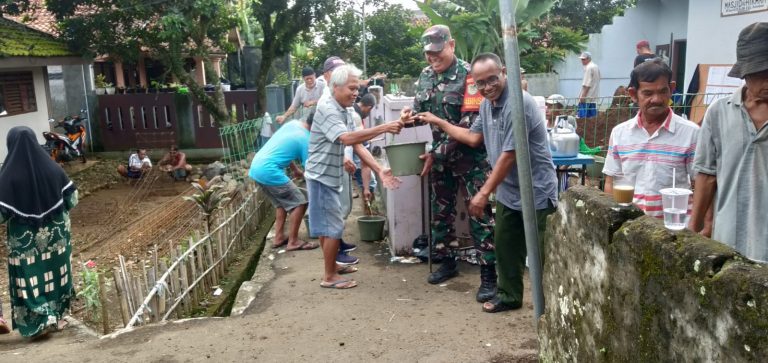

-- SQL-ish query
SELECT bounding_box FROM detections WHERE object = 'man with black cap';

[690,22,768,263]
[277,67,324,124]
[408,24,496,303]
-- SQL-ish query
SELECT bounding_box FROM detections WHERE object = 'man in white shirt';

[578,51,601,118]
[603,59,699,217]
[117,148,152,179]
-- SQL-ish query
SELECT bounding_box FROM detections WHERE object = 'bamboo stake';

[112,267,129,326]
[98,272,110,334]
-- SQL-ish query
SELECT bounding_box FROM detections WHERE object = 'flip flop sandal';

[482,296,522,313]
[337,265,359,274]
[286,241,319,251]
[272,238,288,249]
[320,279,358,289]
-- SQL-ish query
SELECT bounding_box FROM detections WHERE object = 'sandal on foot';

[272,238,288,249]
[0,318,10,334]
[482,296,521,313]
[337,265,358,274]
[320,279,358,289]
[286,241,319,251]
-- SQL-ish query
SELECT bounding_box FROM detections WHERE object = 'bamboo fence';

[109,188,267,333]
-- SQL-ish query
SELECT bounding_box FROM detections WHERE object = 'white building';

[0,18,88,161]
[554,0,767,99]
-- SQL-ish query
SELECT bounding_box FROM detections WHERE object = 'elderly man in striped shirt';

[603,59,699,217]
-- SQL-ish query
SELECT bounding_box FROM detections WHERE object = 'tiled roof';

[0,17,75,57]
[3,0,58,36]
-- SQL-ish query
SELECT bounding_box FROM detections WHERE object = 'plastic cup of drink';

[660,188,692,231]
[613,176,635,207]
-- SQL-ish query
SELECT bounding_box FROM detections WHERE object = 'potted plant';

[105,81,116,95]
[94,74,107,95]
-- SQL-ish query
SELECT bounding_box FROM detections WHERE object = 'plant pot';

[106,87,116,95]
[95,88,106,95]
[383,141,427,176]
[357,215,386,241]
[221,84,231,92]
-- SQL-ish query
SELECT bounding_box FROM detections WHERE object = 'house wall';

[0,66,51,162]
[554,0,688,99]
[684,1,767,92]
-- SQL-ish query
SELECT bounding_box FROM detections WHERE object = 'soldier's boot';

[428,257,459,284]
[476,264,497,303]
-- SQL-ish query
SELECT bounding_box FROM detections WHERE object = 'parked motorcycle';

[42,110,88,164]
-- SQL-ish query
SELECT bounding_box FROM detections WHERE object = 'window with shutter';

[0,71,37,117]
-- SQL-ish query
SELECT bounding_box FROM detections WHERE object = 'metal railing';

[549,92,731,156]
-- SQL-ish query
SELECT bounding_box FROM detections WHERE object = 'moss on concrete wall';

[539,186,768,362]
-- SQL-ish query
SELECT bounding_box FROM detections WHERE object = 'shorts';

[126,169,142,179]
[259,180,307,211]
[577,102,597,118]
[307,179,344,239]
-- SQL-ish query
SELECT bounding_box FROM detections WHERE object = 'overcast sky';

[385,0,419,10]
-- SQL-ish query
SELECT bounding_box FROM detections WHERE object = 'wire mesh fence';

[547,92,731,158]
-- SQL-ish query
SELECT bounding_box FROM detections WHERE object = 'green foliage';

[0,18,75,57]
[250,0,337,115]
[184,175,232,217]
[416,0,586,73]
[309,3,425,78]
[549,0,637,35]
[94,73,107,89]
[77,261,102,320]
[47,0,237,123]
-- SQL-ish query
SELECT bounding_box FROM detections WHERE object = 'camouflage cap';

[421,25,452,53]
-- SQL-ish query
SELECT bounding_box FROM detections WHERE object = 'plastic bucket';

[384,142,427,176]
[357,215,386,241]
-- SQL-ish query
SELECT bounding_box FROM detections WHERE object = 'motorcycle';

[42,110,88,164]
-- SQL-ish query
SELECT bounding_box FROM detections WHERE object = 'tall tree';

[251,0,336,115]
[43,0,237,124]
[550,0,637,35]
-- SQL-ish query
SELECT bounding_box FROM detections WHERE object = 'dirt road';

[1,198,539,362]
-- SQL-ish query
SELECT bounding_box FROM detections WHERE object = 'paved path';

[0,200,538,362]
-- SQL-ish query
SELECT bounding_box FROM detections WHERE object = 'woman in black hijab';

[0,126,78,338]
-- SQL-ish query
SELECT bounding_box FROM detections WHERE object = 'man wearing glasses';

[418,53,558,312]
[407,25,496,304]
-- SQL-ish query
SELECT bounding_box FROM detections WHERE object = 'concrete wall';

[554,0,688,99]
[684,0,767,92]
[539,186,768,361]
[0,66,51,161]
[525,73,559,97]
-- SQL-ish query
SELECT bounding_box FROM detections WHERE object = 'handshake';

[400,107,444,129]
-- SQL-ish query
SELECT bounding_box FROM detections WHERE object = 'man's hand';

[160,165,173,172]
[363,189,372,202]
[343,157,356,174]
[382,120,404,135]
[469,191,490,218]
[378,168,401,190]
[415,112,443,127]
[419,152,433,177]
[303,100,316,108]
[276,115,286,124]
[293,169,304,180]
[400,107,413,123]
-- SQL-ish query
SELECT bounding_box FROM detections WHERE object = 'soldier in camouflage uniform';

[409,25,496,302]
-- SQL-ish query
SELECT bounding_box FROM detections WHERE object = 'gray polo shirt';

[470,88,558,210]
[290,82,324,109]
[305,94,351,189]
[694,86,768,263]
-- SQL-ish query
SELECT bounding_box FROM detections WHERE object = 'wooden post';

[98,272,110,334]
[112,267,130,326]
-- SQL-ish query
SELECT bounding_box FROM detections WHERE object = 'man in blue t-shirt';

[249,117,319,251]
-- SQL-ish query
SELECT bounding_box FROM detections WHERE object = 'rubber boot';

[428,257,458,284]
[476,264,497,303]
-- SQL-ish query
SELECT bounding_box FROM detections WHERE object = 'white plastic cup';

[660,188,692,230]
